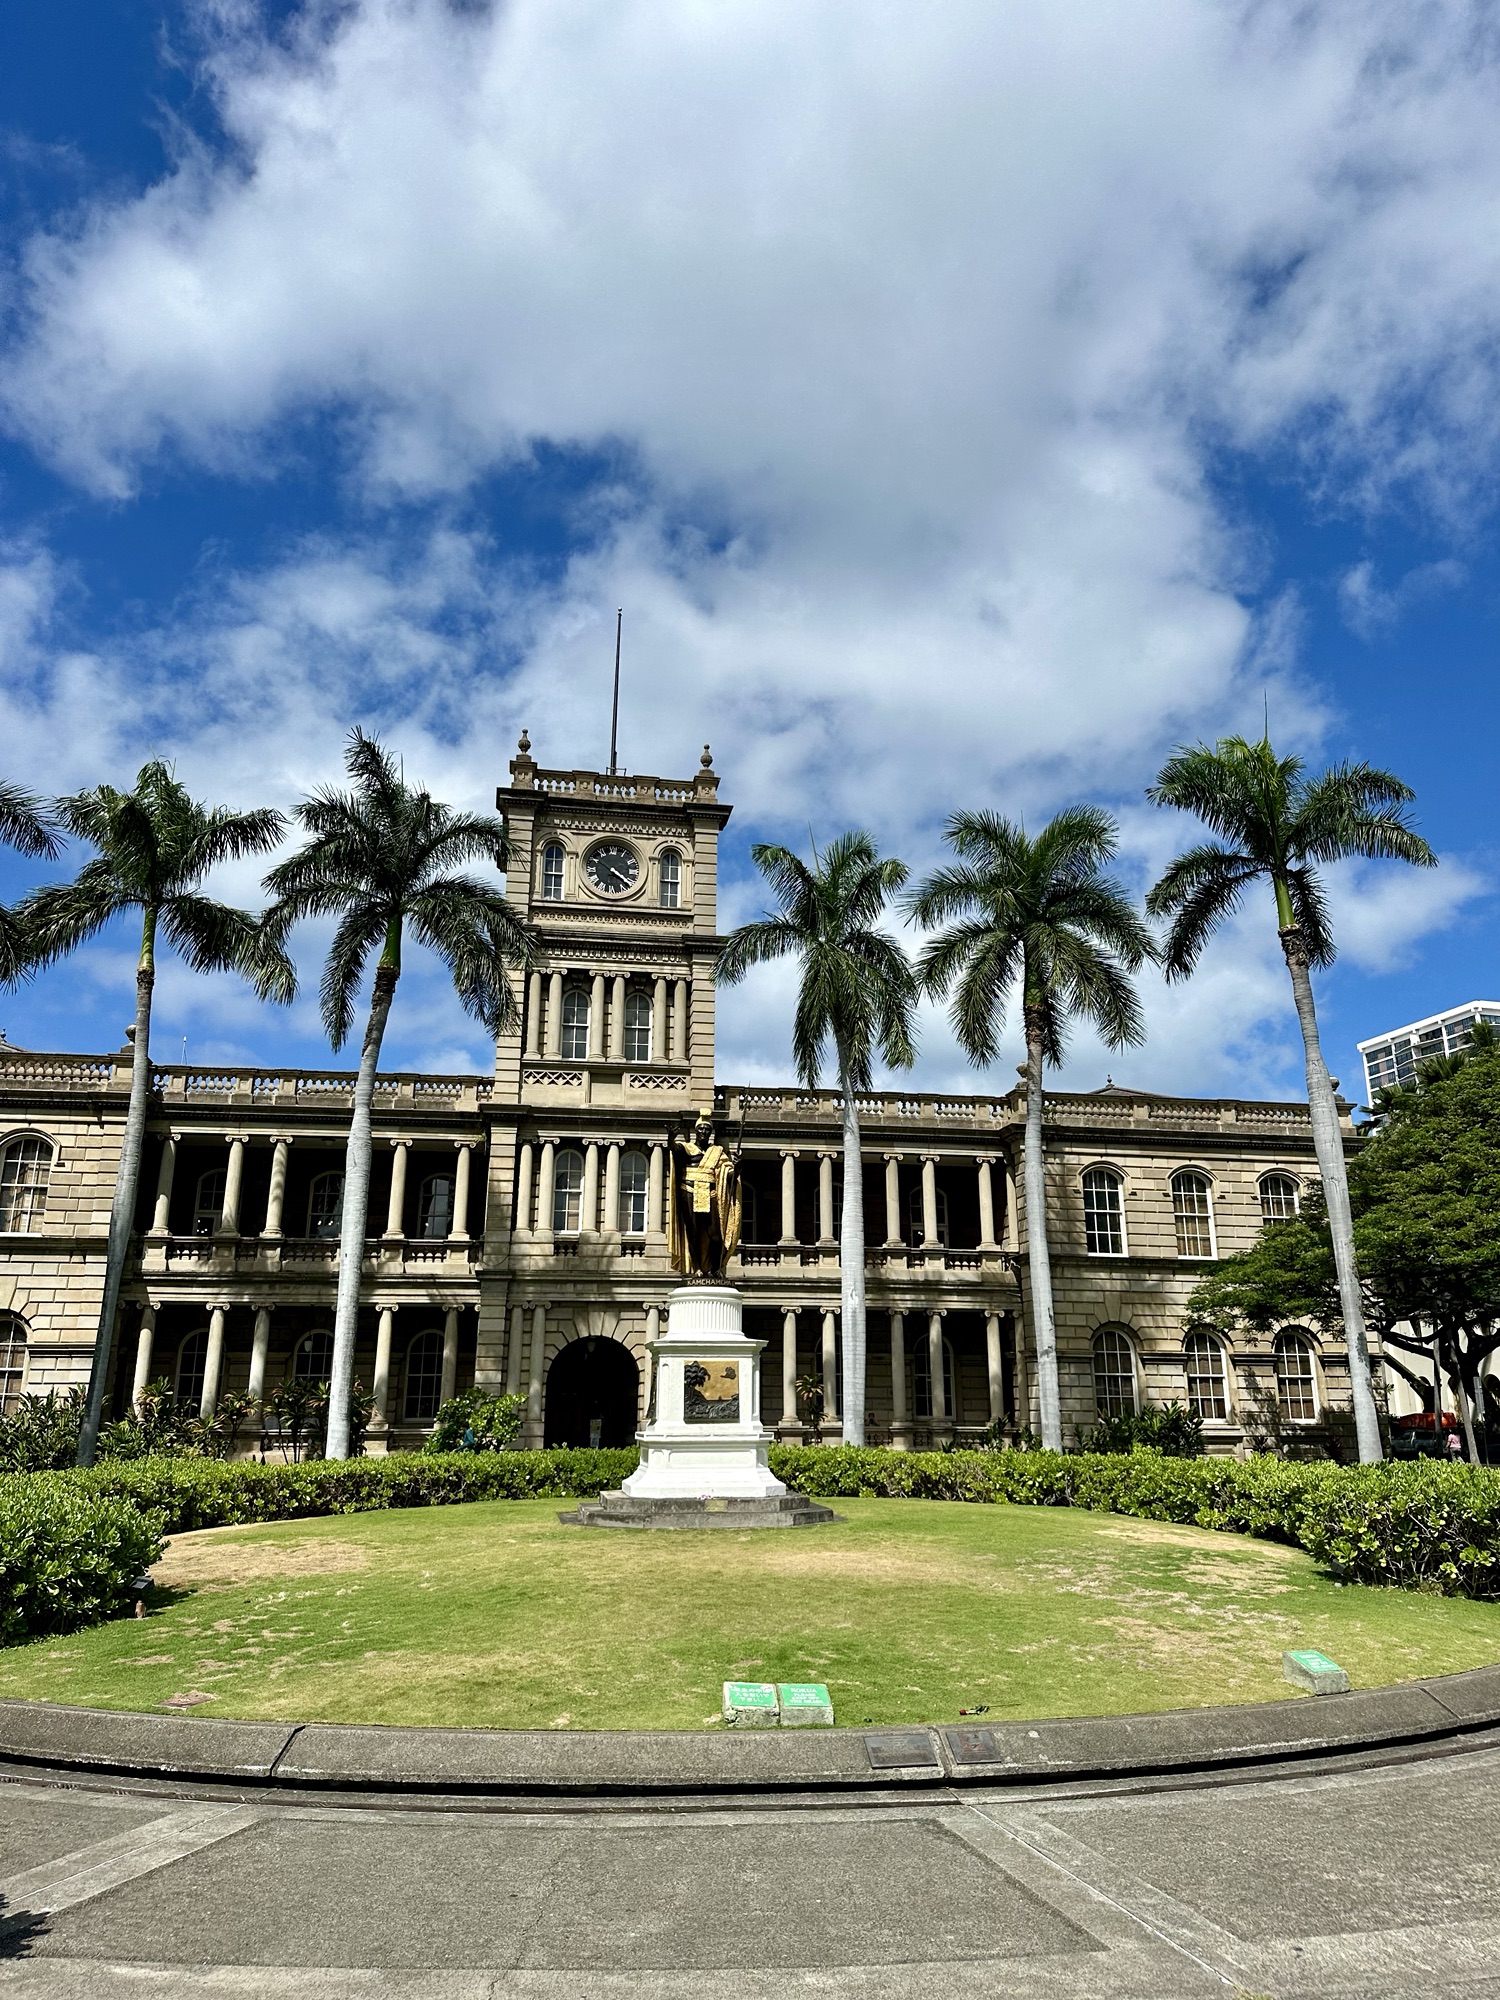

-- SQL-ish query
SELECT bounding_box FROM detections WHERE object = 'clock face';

[585,840,640,895]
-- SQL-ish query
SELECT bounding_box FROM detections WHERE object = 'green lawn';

[5,1497,1500,1731]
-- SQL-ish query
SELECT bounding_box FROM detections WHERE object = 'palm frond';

[319,901,389,1049]
[0,782,60,860]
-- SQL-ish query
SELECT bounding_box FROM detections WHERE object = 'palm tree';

[909,808,1154,1452]
[265,730,535,1459]
[1145,735,1435,1465]
[16,763,293,1466]
[0,780,62,985]
[716,834,917,1446]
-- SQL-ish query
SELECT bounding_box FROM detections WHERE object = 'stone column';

[781,1308,799,1436]
[582,1142,600,1234]
[385,1140,410,1239]
[248,1306,272,1404]
[440,1307,459,1406]
[648,1143,665,1233]
[921,1156,939,1248]
[219,1138,245,1236]
[986,1312,1004,1426]
[505,1305,526,1394]
[604,1142,621,1235]
[889,1312,909,1449]
[589,973,606,1059]
[1012,1310,1030,1430]
[150,1137,176,1234]
[515,1140,535,1236]
[644,1304,661,1427]
[818,1154,835,1245]
[652,976,668,1063]
[544,971,563,1058]
[671,978,688,1061]
[884,1155,902,1247]
[822,1308,839,1423]
[527,1305,547,1438]
[780,1152,798,1245]
[1002,1157,1019,1250]
[608,974,626,1060]
[132,1304,156,1407]
[538,1140,556,1237]
[372,1306,395,1425]
[978,1158,997,1251]
[525,969,543,1057]
[451,1143,472,1241]
[202,1306,227,1419]
[263,1138,290,1238]
[928,1310,947,1424]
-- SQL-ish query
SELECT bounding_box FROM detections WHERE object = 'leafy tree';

[1146,735,1435,1464]
[909,808,1153,1451]
[717,833,917,1446]
[0,780,61,985]
[265,731,534,1458]
[16,763,293,1466]
[423,1387,526,1453]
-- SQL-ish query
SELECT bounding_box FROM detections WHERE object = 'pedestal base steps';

[560,1491,840,1531]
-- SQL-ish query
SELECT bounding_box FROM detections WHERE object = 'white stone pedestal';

[622,1284,785,1500]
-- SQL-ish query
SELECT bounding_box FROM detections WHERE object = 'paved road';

[3,1739,1500,1997]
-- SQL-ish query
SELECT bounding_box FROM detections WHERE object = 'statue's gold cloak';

[667,1138,742,1276]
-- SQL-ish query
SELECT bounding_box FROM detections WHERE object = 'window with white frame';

[307,1171,344,1239]
[659,848,682,910]
[403,1328,445,1421]
[1092,1326,1137,1415]
[1082,1167,1126,1255]
[1171,1170,1216,1258]
[552,1148,585,1233]
[418,1173,453,1239]
[618,1149,649,1233]
[294,1329,336,1381]
[623,989,651,1062]
[911,1334,955,1420]
[193,1167,226,1236]
[560,987,590,1060]
[906,1184,949,1248]
[0,1135,53,1233]
[1274,1330,1319,1420]
[540,843,565,901]
[176,1328,209,1409]
[0,1314,26,1415]
[1184,1329,1230,1420]
[1259,1173,1301,1223]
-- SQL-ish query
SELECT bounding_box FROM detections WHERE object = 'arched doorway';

[544,1337,640,1448]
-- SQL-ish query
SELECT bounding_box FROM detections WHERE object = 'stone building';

[0,741,1360,1453]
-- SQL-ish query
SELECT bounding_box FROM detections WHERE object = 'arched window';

[1274,1330,1319,1420]
[0,1135,53,1234]
[659,848,682,910]
[1260,1173,1301,1223]
[623,989,652,1062]
[540,843,565,901]
[193,1168,226,1236]
[1092,1326,1137,1415]
[1172,1170,1216,1259]
[912,1334,956,1420]
[0,1314,27,1415]
[176,1327,209,1409]
[418,1173,453,1239]
[618,1149,649,1234]
[1082,1167,1126,1256]
[907,1184,949,1248]
[552,1148,585,1233]
[307,1171,344,1239]
[1184,1329,1230,1421]
[403,1328,446,1421]
[560,987,590,1060]
[293,1329,335,1381]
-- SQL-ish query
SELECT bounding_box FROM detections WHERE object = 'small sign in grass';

[723,1681,779,1726]
[778,1682,834,1727]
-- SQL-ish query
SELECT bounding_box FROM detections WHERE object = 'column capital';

[781,1146,800,1159]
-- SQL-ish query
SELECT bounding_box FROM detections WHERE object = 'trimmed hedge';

[1,1480,163,1644]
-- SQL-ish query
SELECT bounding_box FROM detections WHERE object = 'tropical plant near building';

[0,779,60,986]
[717,833,918,1446]
[265,730,534,1459]
[1146,735,1436,1465]
[909,807,1153,1452]
[15,763,293,1466]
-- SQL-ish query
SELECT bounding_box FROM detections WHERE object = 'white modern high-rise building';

[1358,1001,1500,1101]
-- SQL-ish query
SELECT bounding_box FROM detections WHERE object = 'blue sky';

[0,0,1495,1102]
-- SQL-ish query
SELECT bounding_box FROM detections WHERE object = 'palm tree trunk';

[1279,924,1383,1463]
[326,961,398,1459]
[837,1050,866,1448]
[76,912,157,1467]
[1023,1010,1063,1452]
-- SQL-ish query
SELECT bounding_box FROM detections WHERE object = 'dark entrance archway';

[543,1337,640,1449]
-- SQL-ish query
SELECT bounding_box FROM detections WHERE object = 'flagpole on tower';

[608,608,623,776]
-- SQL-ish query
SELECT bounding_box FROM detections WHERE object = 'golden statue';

[667,1110,742,1279]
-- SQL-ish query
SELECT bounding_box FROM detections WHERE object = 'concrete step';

[559,1491,841,1530]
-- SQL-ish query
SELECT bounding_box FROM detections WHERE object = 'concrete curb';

[3,1663,1499,1798]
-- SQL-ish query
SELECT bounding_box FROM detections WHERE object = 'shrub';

[0,1480,163,1643]
[423,1390,527,1454]
[1077,1401,1204,1458]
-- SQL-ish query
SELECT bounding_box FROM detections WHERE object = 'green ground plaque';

[777,1682,834,1728]
[723,1681,780,1727]
[1283,1648,1350,1696]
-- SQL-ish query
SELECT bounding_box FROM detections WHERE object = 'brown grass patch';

[153,1536,372,1587]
